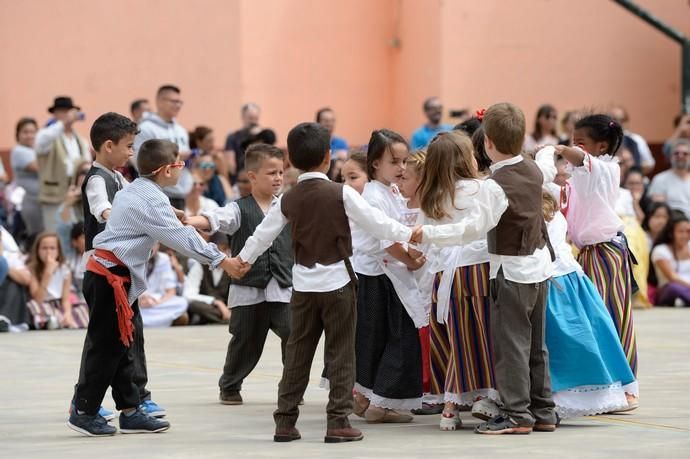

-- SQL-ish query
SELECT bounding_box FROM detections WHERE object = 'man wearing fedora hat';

[35,96,92,232]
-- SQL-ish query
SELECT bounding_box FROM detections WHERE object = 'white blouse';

[651,243,690,287]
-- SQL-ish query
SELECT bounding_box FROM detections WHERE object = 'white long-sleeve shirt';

[86,161,129,223]
[238,172,413,293]
[422,148,557,284]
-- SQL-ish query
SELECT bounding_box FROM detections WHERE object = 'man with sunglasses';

[410,97,452,150]
[649,139,690,218]
[133,85,193,210]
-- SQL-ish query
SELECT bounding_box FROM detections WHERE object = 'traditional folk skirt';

[578,239,638,376]
[354,273,423,410]
[428,262,500,406]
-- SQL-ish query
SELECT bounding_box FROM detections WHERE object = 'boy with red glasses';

[68,138,238,437]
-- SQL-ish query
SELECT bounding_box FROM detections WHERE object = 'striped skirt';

[26,298,89,329]
[578,240,638,376]
[428,262,500,406]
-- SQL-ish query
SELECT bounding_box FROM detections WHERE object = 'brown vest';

[38,133,90,204]
[280,178,352,267]
[487,159,552,257]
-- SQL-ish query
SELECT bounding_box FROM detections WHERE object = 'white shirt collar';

[490,154,523,173]
[93,161,119,179]
[297,171,330,183]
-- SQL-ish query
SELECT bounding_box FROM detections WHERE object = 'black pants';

[74,269,141,415]
[490,269,556,426]
[274,285,356,430]
[219,302,290,393]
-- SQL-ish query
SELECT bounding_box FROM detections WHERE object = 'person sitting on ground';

[185,170,219,217]
[190,127,234,205]
[56,161,90,259]
[0,226,32,332]
[139,242,189,327]
[650,213,690,306]
[66,223,86,296]
[26,232,89,329]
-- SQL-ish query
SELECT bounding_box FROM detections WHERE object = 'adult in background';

[10,117,43,241]
[316,107,348,158]
[134,85,192,210]
[225,103,261,178]
[410,97,452,149]
[35,96,91,232]
[523,104,559,153]
[610,106,655,175]
[130,98,151,124]
[648,139,690,218]
[190,126,234,205]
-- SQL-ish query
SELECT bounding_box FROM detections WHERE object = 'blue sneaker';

[99,406,116,421]
[139,399,166,418]
[119,409,170,434]
[67,411,117,437]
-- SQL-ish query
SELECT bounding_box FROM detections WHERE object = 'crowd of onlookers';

[1,89,689,332]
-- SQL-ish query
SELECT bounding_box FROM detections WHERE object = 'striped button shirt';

[93,178,226,305]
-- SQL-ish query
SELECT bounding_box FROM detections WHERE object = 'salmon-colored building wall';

[1,0,688,152]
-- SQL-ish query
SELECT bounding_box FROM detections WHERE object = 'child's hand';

[44,255,59,275]
[185,215,212,231]
[61,311,77,329]
[172,207,187,224]
[221,256,251,279]
[406,254,427,271]
[408,246,423,259]
[409,225,424,245]
[139,294,157,308]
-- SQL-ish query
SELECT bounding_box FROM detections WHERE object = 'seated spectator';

[184,233,231,325]
[651,214,690,306]
[191,144,233,206]
[10,117,43,242]
[411,97,452,149]
[232,170,252,199]
[662,113,690,157]
[316,107,348,158]
[523,104,559,153]
[66,223,85,296]
[160,244,187,293]
[622,167,650,223]
[0,226,31,332]
[610,105,655,174]
[26,232,88,329]
[642,202,672,249]
[56,161,90,258]
[140,243,189,327]
[558,111,580,146]
[649,139,690,218]
[185,170,219,216]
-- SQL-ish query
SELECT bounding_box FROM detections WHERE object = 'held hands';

[172,207,187,224]
[409,225,424,245]
[138,294,158,308]
[221,256,251,279]
[406,254,427,272]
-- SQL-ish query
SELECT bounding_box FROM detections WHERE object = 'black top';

[82,166,123,251]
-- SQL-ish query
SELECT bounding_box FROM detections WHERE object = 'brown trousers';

[273,283,356,430]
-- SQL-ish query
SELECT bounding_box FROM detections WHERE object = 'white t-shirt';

[45,265,71,301]
[651,242,690,287]
[648,170,690,218]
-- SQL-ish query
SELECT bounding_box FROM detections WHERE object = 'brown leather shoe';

[274,426,301,442]
[353,393,370,418]
[219,391,243,405]
[325,426,364,443]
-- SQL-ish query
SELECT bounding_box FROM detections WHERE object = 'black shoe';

[67,411,117,437]
[119,409,170,434]
[220,390,243,405]
[0,317,10,333]
[411,402,444,415]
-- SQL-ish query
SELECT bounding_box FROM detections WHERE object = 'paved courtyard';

[2,307,688,458]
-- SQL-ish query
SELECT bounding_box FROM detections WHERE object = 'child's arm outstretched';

[419,179,508,247]
[342,186,415,246]
[236,198,289,266]
[554,144,585,167]
[183,203,242,236]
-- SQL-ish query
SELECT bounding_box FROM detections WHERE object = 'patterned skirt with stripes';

[428,262,500,406]
[26,298,89,329]
[577,240,638,376]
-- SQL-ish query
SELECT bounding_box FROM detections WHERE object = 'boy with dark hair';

[68,138,237,437]
[417,102,558,435]
[78,112,165,420]
[225,123,418,443]
[186,143,292,405]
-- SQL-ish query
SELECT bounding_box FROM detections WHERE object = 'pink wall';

[1,0,689,152]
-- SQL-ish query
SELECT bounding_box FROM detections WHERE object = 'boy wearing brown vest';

[417,103,558,435]
[225,123,417,443]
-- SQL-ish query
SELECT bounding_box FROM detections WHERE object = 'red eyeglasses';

[145,161,186,177]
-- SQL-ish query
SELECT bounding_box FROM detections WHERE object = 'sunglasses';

[197,162,216,170]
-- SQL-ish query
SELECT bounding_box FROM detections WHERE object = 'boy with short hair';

[77,112,164,420]
[225,123,418,444]
[186,143,292,405]
[68,139,236,437]
[418,102,558,435]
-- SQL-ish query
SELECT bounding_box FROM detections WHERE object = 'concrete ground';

[2,308,688,459]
